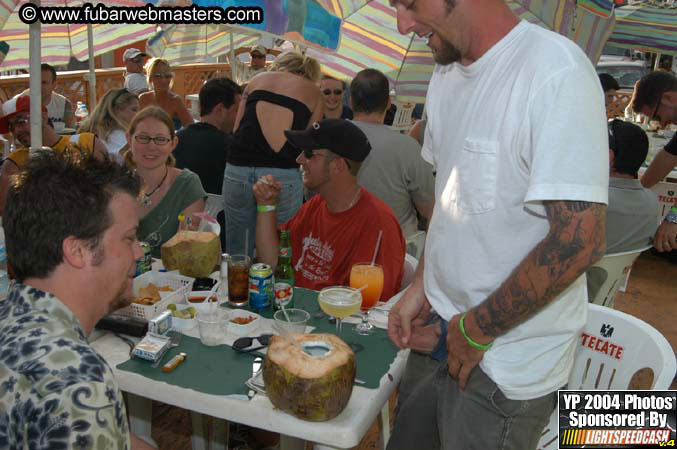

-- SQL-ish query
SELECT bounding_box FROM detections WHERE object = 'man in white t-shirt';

[40,63,75,131]
[123,48,149,95]
[386,1,608,449]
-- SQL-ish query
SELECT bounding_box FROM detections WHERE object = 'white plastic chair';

[649,181,676,223]
[588,245,650,308]
[204,193,223,219]
[537,303,676,449]
[390,101,415,133]
[400,253,418,290]
[405,230,426,261]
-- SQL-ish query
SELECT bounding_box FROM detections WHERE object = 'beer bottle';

[274,230,294,310]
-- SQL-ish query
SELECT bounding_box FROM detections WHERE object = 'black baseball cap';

[284,119,371,162]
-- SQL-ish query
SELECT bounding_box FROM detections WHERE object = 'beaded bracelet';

[459,313,493,351]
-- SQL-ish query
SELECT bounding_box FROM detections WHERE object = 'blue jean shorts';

[222,164,303,256]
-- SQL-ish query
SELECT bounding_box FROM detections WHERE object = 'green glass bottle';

[274,230,294,311]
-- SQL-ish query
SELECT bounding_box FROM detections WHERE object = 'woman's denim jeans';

[222,164,303,256]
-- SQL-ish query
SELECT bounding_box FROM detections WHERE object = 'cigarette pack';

[132,333,171,362]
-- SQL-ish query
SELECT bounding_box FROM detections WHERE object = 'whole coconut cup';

[262,333,356,421]
[161,230,220,278]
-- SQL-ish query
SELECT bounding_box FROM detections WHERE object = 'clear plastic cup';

[273,308,310,335]
[197,310,227,346]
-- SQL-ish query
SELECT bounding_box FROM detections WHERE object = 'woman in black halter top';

[224,50,324,256]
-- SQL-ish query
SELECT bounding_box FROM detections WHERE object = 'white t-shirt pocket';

[458,138,498,214]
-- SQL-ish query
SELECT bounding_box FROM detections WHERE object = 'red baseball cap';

[0,95,46,134]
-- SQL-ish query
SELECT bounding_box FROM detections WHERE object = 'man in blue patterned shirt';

[0,152,154,449]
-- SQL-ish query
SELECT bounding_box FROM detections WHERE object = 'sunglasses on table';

[322,89,343,96]
[232,334,273,353]
[134,135,171,145]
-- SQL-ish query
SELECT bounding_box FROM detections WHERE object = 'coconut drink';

[161,230,220,278]
[262,333,356,421]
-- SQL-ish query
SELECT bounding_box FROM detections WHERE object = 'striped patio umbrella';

[147,24,261,66]
[0,0,157,71]
[307,0,615,103]
[146,0,342,65]
[606,2,677,55]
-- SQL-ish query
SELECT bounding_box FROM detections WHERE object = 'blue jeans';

[222,164,303,256]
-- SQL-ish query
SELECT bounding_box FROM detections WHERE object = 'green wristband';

[257,205,276,212]
[671,206,677,214]
[459,313,493,351]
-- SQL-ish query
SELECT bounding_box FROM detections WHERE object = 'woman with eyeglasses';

[224,50,324,256]
[79,88,139,164]
[125,107,207,257]
[139,58,193,131]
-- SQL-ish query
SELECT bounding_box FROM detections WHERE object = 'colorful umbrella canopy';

[147,24,261,66]
[307,0,615,103]
[146,0,342,65]
[0,0,157,70]
[606,2,677,56]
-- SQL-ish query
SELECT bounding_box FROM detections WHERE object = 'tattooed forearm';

[473,201,606,337]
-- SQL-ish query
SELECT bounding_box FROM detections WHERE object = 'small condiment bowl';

[187,290,219,315]
[171,304,196,333]
[228,309,260,335]
[273,308,310,335]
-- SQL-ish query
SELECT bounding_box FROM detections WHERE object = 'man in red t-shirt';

[253,119,405,299]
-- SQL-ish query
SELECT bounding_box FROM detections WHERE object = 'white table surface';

[91,328,408,449]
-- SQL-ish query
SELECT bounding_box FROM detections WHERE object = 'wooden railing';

[0,63,233,110]
[608,90,633,119]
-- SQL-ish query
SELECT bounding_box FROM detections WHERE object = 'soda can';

[274,282,294,310]
[249,263,273,310]
[135,241,152,276]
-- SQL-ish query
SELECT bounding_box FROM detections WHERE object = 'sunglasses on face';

[9,115,30,128]
[130,57,144,64]
[650,90,666,122]
[153,72,173,79]
[322,89,343,96]
[301,148,351,169]
[232,334,273,353]
[251,53,265,59]
[134,135,171,145]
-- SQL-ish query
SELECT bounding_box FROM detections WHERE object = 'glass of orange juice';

[349,263,384,335]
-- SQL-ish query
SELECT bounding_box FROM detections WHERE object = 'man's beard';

[433,0,461,65]
[433,39,462,65]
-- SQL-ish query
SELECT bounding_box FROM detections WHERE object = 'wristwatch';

[665,207,677,224]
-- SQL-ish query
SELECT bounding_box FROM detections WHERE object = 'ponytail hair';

[271,50,321,83]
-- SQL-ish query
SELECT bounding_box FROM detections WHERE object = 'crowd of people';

[1,5,676,447]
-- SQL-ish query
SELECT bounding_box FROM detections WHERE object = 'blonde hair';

[124,106,176,168]
[79,88,138,140]
[144,57,174,90]
[271,50,321,83]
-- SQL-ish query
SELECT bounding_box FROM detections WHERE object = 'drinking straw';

[279,300,292,322]
[370,230,383,266]
[206,280,220,315]
[244,228,249,258]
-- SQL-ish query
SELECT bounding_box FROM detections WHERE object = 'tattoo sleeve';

[473,200,607,337]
